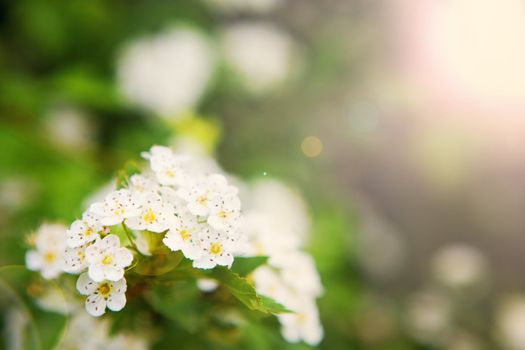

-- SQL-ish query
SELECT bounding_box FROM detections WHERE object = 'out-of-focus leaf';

[145,282,205,333]
[258,295,292,314]
[210,267,291,315]
[116,160,141,189]
[230,256,268,277]
[134,250,183,276]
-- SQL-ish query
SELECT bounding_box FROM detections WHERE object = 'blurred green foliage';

[0,1,427,349]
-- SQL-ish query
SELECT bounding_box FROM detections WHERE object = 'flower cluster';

[243,180,324,345]
[26,145,245,317]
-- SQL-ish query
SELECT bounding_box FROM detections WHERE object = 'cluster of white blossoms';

[26,145,245,317]
[242,180,324,346]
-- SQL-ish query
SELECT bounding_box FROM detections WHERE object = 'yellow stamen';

[210,243,222,255]
[218,210,227,218]
[97,283,111,297]
[83,226,93,237]
[197,195,208,206]
[101,255,113,265]
[114,208,125,216]
[43,252,56,263]
[142,208,156,224]
[179,229,190,241]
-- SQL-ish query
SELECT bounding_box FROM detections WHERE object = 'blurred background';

[2,0,525,349]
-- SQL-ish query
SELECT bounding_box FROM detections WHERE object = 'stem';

[122,223,138,251]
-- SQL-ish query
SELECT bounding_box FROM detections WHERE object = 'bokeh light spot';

[301,136,323,158]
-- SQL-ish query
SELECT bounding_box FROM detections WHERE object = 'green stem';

[122,223,138,251]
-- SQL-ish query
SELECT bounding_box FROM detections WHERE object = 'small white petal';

[85,294,107,317]
[76,273,98,295]
[107,292,126,312]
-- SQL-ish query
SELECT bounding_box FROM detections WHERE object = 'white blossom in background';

[269,252,323,298]
[25,223,68,280]
[57,311,149,350]
[221,21,301,94]
[0,177,36,213]
[85,234,133,282]
[204,0,282,14]
[197,278,219,292]
[431,244,488,290]
[405,290,452,347]
[277,296,324,346]
[496,295,525,350]
[43,106,95,152]
[35,284,78,315]
[117,28,215,118]
[77,273,127,317]
[243,179,323,345]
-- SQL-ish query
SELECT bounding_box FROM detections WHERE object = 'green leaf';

[145,282,205,333]
[210,267,291,315]
[258,295,292,314]
[230,256,268,276]
[134,250,183,276]
[116,160,141,189]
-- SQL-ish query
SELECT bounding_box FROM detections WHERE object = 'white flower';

[496,295,525,350]
[117,27,215,118]
[85,235,133,282]
[192,227,237,269]
[89,189,142,226]
[277,296,324,346]
[431,244,487,289]
[25,223,67,279]
[128,173,159,197]
[243,212,302,256]
[207,194,242,230]
[178,174,238,217]
[163,211,206,260]
[76,273,127,317]
[142,145,191,186]
[44,106,95,152]
[269,252,323,298]
[66,211,103,248]
[252,266,291,302]
[63,244,89,274]
[221,21,300,93]
[58,312,112,349]
[125,193,174,232]
[36,285,75,315]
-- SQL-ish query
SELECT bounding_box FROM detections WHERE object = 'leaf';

[116,160,141,189]
[210,267,291,315]
[134,250,183,276]
[258,295,292,314]
[230,256,268,276]
[145,282,205,333]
